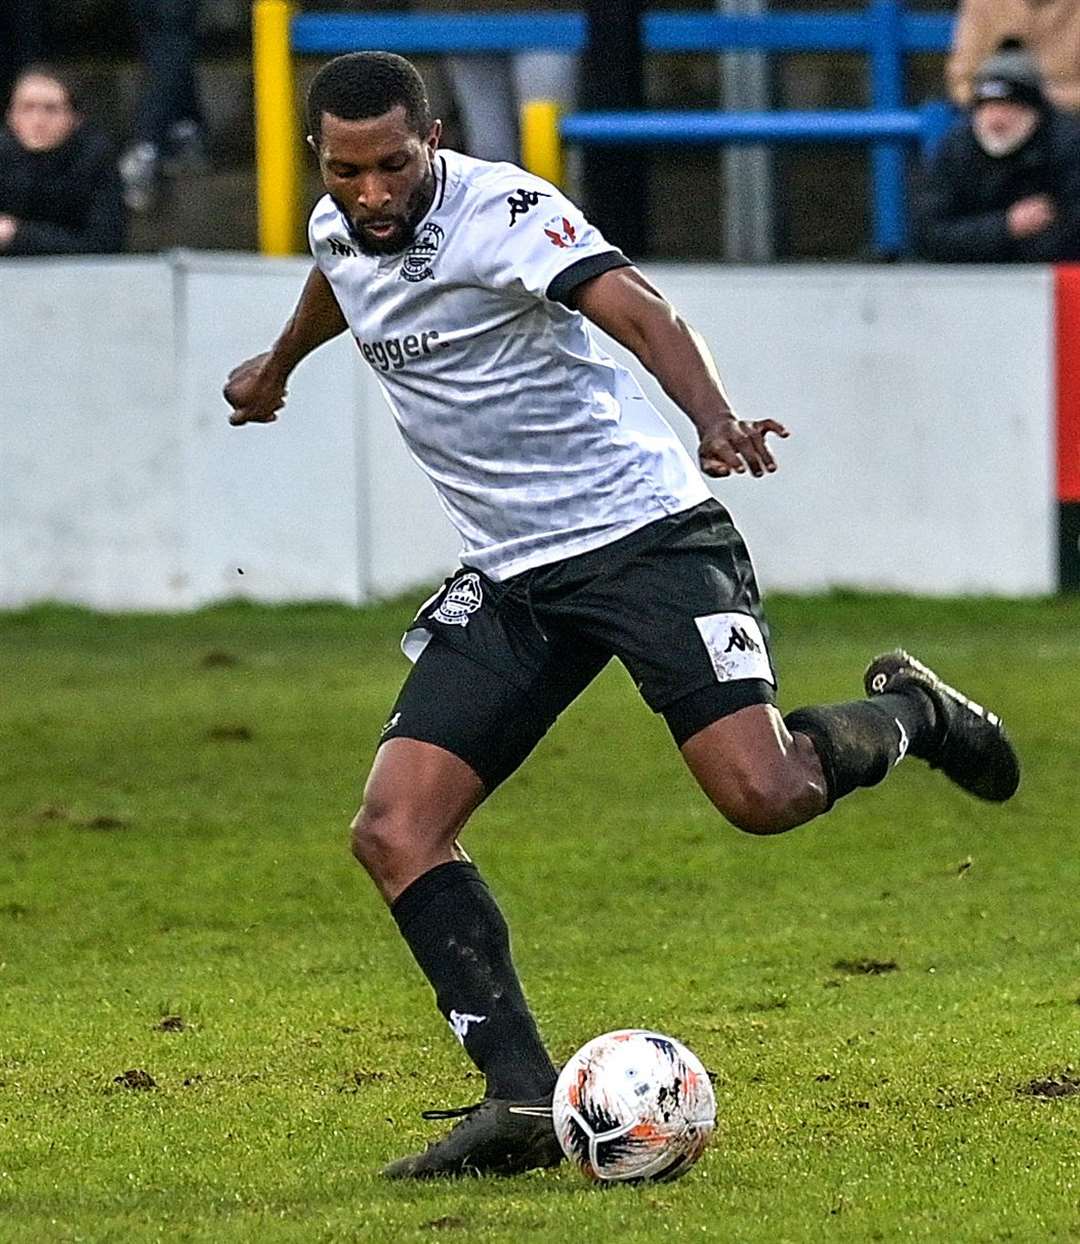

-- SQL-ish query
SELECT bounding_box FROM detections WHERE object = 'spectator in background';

[0,65,126,256]
[119,0,208,212]
[948,0,1080,113]
[419,0,578,164]
[914,40,1080,263]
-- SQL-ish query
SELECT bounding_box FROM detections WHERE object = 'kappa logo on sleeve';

[506,187,550,226]
[432,573,483,627]
[328,236,356,258]
[694,612,775,686]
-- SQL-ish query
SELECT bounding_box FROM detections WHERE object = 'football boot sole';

[381,1098,562,1180]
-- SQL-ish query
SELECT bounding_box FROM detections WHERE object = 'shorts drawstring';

[497,571,548,642]
[523,576,548,642]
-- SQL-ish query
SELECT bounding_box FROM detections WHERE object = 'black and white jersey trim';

[546,249,632,306]
[436,155,448,210]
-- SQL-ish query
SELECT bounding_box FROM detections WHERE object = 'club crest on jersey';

[400,221,444,282]
[543,215,582,249]
[432,573,483,627]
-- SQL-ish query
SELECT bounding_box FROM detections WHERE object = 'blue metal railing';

[289,5,955,255]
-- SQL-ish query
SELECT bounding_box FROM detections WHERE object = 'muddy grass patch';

[110,1069,157,1092]
[78,814,129,830]
[1019,1073,1080,1100]
[205,724,254,742]
[199,650,241,669]
[734,995,790,1014]
[833,958,900,976]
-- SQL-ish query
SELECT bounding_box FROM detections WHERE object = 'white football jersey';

[309,149,710,580]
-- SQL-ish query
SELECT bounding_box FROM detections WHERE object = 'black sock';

[390,860,557,1100]
[785,688,937,809]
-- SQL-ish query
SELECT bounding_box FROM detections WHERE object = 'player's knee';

[349,795,459,881]
[349,799,408,875]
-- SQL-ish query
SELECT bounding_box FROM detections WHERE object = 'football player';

[225,52,1020,1179]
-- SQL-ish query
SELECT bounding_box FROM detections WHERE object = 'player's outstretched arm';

[224,266,348,427]
[574,266,788,478]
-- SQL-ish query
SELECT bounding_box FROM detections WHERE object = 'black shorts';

[379,499,776,790]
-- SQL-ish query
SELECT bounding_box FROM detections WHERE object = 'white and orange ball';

[552,1029,716,1183]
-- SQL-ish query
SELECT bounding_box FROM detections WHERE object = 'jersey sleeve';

[307,194,339,275]
[472,174,631,306]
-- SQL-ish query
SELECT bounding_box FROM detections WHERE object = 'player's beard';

[338,165,436,257]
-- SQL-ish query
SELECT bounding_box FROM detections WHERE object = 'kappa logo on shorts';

[695,612,775,687]
[725,625,762,655]
[432,573,483,627]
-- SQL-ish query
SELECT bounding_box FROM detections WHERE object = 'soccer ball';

[552,1029,716,1183]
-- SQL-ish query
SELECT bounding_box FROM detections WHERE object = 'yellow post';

[253,0,300,255]
[520,99,564,188]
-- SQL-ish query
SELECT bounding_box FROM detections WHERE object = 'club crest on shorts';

[694,612,775,686]
[432,572,483,627]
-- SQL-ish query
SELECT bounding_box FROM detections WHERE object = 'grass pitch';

[0,594,1077,1243]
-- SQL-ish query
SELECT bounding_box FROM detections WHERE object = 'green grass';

[0,594,1077,1243]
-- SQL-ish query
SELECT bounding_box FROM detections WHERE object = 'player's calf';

[783,689,936,812]
[682,690,942,832]
[720,749,829,834]
[680,704,831,834]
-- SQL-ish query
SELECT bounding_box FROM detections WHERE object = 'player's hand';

[1007,195,1056,239]
[698,418,789,479]
[223,352,289,426]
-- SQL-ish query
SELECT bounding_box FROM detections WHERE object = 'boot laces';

[420,1102,483,1121]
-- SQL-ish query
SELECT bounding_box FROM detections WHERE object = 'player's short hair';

[307,52,431,143]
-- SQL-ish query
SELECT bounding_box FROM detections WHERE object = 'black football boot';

[381,1097,562,1179]
[863,649,1020,802]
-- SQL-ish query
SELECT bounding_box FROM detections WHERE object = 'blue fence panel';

[292,11,953,57]
[901,14,955,54]
[292,13,587,55]
[646,14,871,53]
[561,110,925,145]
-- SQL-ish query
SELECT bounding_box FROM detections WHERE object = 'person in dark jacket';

[0,65,126,257]
[914,39,1080,262]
